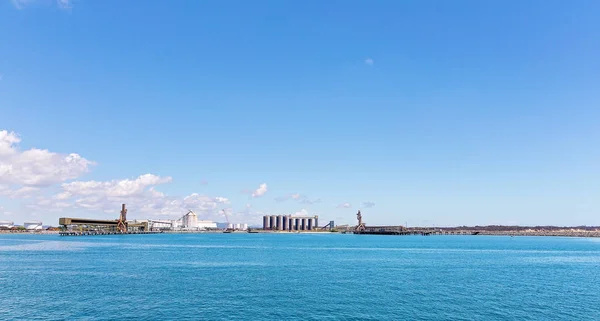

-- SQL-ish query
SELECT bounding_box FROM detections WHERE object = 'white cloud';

[275,193,321,204]
[362,201,376,208]
[56,0,71,9]
[59,174,172,198]
[0,129,236,222]
[2,186,40,199]
[294,209,310,216]
[10,0,32,9]
[214,197,229,204]
[11,0,73,9]
[26,174,231,219]
[337,202,352,208]
[301,197,322,205]
[0,130,94,193]
[365,58,374,66]
[251,183,268,198]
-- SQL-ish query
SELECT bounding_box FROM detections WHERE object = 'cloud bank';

[0,129,231,220]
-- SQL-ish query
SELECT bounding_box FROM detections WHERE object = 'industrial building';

[24,221,43,231]
[354,210,406,234]
[262,214,322,231]
[197,220,218,230]
[181,210,198,229]
[0,221,14,229]
[146,211,218,231]
[58,204,226,235]
[147,219,218,231]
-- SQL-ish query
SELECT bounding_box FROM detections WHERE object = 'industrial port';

[57,204,248,236]
[8,204,591,238]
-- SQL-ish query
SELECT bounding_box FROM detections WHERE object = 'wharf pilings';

[59,231,163,236]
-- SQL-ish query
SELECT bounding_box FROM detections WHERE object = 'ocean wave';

[171,261,268,267]
[0,241,116,252]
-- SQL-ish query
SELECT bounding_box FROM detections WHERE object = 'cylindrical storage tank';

[282,217,288,231]
[241,224,248,230]
[276,215,283,230]
[288,217,294,230]
[263,216,269,229]
[301,218,307,231]
[0,221,14,228]
[227,223,234,229]
[307,218,313,230]
[24,221,43,231]
[235,223,241,230]
[295,218,301,231]
[270,215,276,230]
[315,216,319,229]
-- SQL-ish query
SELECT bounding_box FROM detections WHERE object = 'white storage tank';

[241,224,248,231]
[234,223,241,230]
[24,221,43,230]
[0,221,14,229]
[227,223,234,229]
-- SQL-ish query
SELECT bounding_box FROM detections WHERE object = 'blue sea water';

[1,234,599,320]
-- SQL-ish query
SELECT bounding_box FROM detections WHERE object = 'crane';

[221,209,234,231]
[117,204,128,233]
[355,210,366,232]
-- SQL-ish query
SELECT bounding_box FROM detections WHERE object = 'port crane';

[355,210,366,232]
[117,204,128,233]
[221,209,234,231]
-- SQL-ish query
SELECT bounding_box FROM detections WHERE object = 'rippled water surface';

[1,234,599,320]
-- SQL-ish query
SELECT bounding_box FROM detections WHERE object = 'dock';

[59,231,163,236]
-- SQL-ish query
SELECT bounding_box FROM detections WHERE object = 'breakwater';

[407,227,600,238]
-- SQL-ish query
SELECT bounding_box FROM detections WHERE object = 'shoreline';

[1,230,599,238]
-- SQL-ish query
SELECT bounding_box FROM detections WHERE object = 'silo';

[263,216,269,229]
[295,218,301,231]
[301,218,307,231]
[227,223,234,229]
[276,215,283,230]
[315,215,319,229]
[183,211,198,229]
[282,217,288,231]
[307,218,313,230]
[288,217,294,231]
[270,215,277,230]
[241,224,248,230]
[235,223,241,230]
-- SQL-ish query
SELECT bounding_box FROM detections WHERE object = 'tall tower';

[355,210,365,232]
[117,204,128,233]
[120,204,127,221]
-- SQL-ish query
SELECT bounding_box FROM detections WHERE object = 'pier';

[59,231,162,236]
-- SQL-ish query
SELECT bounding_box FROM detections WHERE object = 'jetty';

[59,231,162,236]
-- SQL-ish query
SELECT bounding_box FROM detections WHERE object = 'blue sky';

[1,0,599,226]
